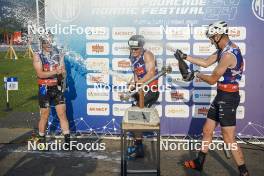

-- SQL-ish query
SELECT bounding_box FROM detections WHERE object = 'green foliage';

[0,51,39,118]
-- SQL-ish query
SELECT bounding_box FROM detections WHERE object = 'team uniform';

[129,49,159,107]
[207,41,244,126]
[37,50,65,108]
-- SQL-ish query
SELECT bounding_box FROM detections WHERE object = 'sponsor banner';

[166,58,191,72]
[193,76,217,88]
[236,106,245,119]
[239,75,245,87]
[166,74,191,87]
[85,27,109,40]
[165,27,190,40]
[236,42,246,55]
[193,27,208,41]
[87,103,110,116]
[112,103,131,116]
[193,42,216,56]
[193,62,217,72]
[86,42,109,55]
[144,42,163,55]
[112,91,126,102]
[193,27,246,41]
[193,90,217,103]
[85,58,109,72]
[165,105,189,118]
[239,90,245,103]
[228,27,246,40]
[112,58,131,71]
[165,89,190,102]
[166,43,190,55]
[112,27,136,40]
[86,73,109,85]
[112,42,130,55]
[139,27,163,40]
[87,88,110,101]
[112,73,133,85]
[192,105,210,118]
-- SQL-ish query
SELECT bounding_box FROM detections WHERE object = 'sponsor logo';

[239,90,245,103]
[165,27,190,40]
[112,43,130,55]
[228,27,246,40]
[252,0,264,21]
[236,106,245,119]
[86,43,109,55]
[113,104,131,116]
[193,105,210,118]
[50,0,81,23]
[112,58,131,71]
[87,103,110,116]
[87,88,110,101]
[166,43,190,55]
[193,43,216,56]
[165,105,189,118]
[112,91,125,101]
[193,90,217,103]
[166,90,190,102]
[139,27,163,40]
[166,58,191,72]
[112,73,133,85]
[112,27,136,40]
[86,73,109,85]
[86,27,109,40]
[193,27,208,40]
[85,58,109,72]
[144,43,163,55]
[166,58,179,71]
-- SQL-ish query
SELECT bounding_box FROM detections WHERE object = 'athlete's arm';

[136,51,156,84]
[59,53,66,74]
[33,53,61,78]
[186,53,218,68]
[196,53,236,85]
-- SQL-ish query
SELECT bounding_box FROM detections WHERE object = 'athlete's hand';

[55,67,63,75]
[183,70,200,82]
[174,49,187,60]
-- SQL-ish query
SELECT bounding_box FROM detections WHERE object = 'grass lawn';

[0,51,39,118]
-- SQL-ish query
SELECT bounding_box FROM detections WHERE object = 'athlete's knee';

[57,110,67,119]
[203,124,214,137]
[40,109,50,119]
[222,129,236,143]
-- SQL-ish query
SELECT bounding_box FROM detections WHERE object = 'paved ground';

[0,128,263,176]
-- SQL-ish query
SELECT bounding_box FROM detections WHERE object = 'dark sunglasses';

[130,48,140,51]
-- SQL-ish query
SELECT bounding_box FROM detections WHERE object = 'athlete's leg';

[38,108,50,135]
[55,104,70,135]
[222,126,249,175]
